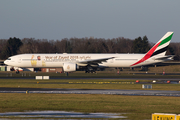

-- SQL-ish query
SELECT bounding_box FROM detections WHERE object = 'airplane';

[4,32,174,73]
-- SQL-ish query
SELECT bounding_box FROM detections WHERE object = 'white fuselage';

[4,53,165,68]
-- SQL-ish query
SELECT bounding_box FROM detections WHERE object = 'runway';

[1,87,180,97]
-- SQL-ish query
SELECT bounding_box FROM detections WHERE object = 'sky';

[0,0,180,43]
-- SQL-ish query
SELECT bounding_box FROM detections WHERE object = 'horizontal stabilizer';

[155,55,174,60]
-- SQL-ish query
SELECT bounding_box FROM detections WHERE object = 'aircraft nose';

[4,60,8,65]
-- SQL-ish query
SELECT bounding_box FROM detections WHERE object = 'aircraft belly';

[100,60,134,67]
[18,61,63,68]
[136,61,158,66]
[45,62,63,67]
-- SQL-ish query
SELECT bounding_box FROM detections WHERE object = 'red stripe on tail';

[130,41,161,66]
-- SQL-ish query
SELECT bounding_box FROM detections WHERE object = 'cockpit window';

[7,58,11,60]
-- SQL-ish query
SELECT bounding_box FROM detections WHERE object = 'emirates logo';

[67,65,70,69]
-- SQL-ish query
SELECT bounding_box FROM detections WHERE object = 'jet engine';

[63,62,79,72]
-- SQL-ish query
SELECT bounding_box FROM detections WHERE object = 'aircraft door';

[18,57,21,63]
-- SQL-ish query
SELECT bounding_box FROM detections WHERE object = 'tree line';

[0,36,179,60]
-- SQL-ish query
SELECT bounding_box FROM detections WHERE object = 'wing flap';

[77,57,115,65]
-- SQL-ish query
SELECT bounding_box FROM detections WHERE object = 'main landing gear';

[85,66,96,73]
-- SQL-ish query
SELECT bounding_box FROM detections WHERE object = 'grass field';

[0,93,180,120]
[0,71,180,119]
[1,79,180,91]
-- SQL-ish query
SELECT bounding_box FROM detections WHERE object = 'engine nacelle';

[63,62,78,72]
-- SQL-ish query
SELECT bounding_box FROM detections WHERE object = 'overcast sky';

[1,0,180,43]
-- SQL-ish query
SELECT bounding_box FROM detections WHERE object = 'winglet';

[131,32,174,66]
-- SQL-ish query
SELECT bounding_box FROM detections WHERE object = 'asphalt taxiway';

[1,87,180,97]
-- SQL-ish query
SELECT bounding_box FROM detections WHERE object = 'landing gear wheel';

[16,69,19,74]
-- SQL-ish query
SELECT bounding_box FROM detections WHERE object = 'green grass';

[0,93,180,120]
[1,79,180,91]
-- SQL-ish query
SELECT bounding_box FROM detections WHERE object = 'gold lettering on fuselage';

[44,55,91,62]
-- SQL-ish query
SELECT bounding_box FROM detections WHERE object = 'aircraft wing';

[78,57,115,65]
